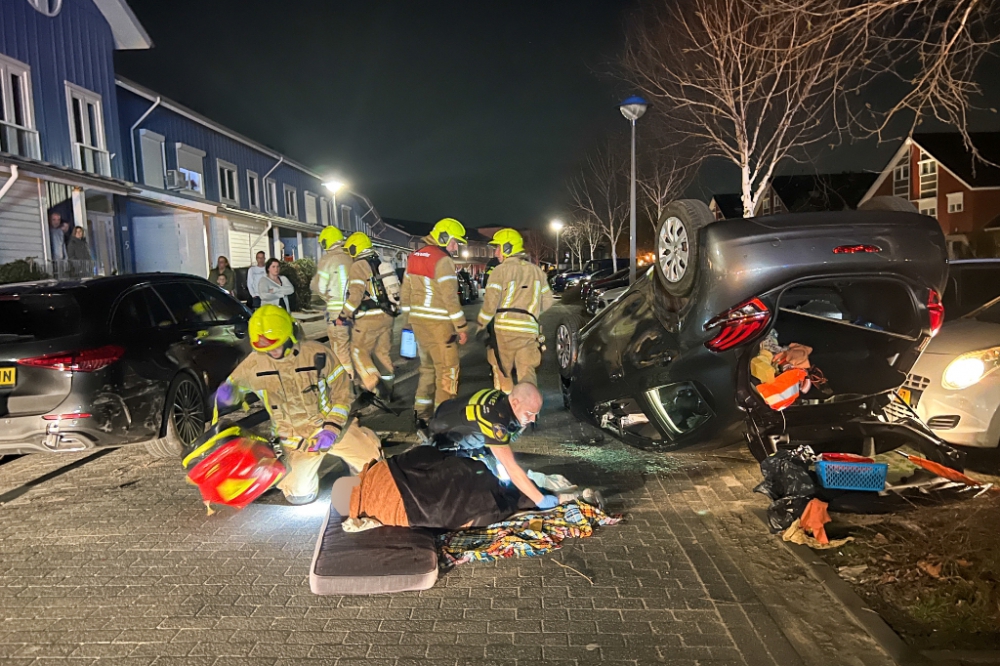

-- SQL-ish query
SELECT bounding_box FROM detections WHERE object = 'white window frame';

[918,150,938,199]
[217,159,239,205]
[319,196,330,226]
[916,197,937,218]
[947,192,964,214]
[137,128,165,188]
[341,205,352,231]
[264,178,278,214]
[246,170,260,211]
[893,163,910,198]
[0,53,39,160]
[64,82,109,176]
[175,143,206,196]
[283,184,298,220]
[304,191,318,225]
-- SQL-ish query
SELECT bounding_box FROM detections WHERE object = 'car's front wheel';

[555,314,584,381]
[655,199,714,297]
[145,373,207,459]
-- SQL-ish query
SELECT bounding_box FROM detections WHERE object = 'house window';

[283,185,298,219]
[65,83,109,176]
[0,54,39,159]
[175,144,205,195]
[304,191,318,225]
[217,160,239,205]
[246,171,259,210]
[917,198,937,218]
[319,196,329,226]
[761,196,771,213]
[341,205,353,232]
[138,129,165,188]
[264,178,278,214]
[918,150,938,199]
[947,192,964,214]
[893,155,910,198]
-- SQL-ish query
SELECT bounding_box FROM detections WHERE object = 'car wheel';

[145,373,207,459]
[655,199,714,297]
[857,196,918,213]
[556,314,584,380]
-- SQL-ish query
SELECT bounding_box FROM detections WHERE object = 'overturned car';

[557,198,963,467]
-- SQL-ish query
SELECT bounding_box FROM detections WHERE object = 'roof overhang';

[218,205,322,234]
[0,154,131,195]
[858,139,911,205]
[132,188,218,213]
[92,0,153,50]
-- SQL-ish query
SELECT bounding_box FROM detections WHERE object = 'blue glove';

[215,382,239,408]
[535,494,559,510]
[307,429,338,453]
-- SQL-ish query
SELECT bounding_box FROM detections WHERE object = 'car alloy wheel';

[171,377,206,446]
[658,215,689,284]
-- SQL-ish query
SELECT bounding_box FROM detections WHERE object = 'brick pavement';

[0,303,896,665]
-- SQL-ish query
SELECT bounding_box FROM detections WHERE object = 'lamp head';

[619,96,648,121]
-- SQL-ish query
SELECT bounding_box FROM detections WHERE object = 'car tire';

[145,373,207,459]
[655,199,714,297]
[857,196,918,213]
[556,314,584,380]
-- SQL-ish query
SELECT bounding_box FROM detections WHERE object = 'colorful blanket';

[438,500,622,565]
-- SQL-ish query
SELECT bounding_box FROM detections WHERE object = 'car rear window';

[972,298,1000,325]
[0,293,83,342]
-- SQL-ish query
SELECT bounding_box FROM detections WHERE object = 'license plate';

[0,367,15,387]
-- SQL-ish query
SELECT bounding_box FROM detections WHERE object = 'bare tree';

[622,0,1000,218]
[638,140,700,231]
[521,228,552,265]
[569,143,629,270]
[561,222,586,270]
[566,216,603,266]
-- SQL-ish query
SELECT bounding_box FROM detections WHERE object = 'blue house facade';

[0,0,150,274]
[115,78,407,279]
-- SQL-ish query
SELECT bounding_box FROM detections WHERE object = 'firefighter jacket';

[476,253,553,335]
[311,247,353,316]
[340,254,387,320]
[429,389,522,448]
[400,239,467,333]
[222,340,350,442]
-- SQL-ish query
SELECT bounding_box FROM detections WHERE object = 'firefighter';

[310,226,353,423]
[214,305,382,504]
[400,217,469,426]
[477,228,553,393]
[427,382,557,509]
[341,232,397,398]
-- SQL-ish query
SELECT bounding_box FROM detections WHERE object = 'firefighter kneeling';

[212,306,382,505]
[341,232,399,399]
[477,228,553,393]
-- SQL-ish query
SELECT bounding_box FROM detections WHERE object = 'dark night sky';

[115,1,636,228]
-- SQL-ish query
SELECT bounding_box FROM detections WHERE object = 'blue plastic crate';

[815,461,887,492]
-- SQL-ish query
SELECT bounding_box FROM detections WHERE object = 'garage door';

[132,212,208,276]
[228,229,269,268]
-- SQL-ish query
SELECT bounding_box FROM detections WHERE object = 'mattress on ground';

[309,504,439,595]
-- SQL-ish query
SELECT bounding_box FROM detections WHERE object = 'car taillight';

[928,289,944,337]
[833,244,882,254]
[704,298,771,352]
[19,345,125,372]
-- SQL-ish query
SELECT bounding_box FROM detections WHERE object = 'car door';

[108,286,179,441]
[187,282,252,387]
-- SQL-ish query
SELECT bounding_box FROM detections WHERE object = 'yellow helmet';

[344,232,373,258]
[318,226,345,251]
[430,218,467,246]
[488,228,524,257]
[248,305,297,352]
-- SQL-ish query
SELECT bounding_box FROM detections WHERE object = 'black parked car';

[457,270,479,305]
[0,274,252,458]
[578,267,615,305]
[556,198,963,468]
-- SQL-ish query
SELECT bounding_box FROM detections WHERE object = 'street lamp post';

[619,96,647,284]
[323,179,346,227]
[550,219,564,271]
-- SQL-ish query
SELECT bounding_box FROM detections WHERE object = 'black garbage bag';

[753,445,818,533]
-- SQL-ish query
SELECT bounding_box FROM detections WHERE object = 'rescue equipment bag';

[183,426,286,511]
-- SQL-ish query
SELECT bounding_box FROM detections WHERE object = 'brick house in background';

[860,133,1000,258]
[710,172,877,220]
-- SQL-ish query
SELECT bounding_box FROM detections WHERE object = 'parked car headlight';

[942,347,1000,390]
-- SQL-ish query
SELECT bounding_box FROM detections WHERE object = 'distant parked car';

[901,295,1000,448]
[579,267,615,305]
[585,268,630,315]
[941,259,1000,319]
[0,274,252,458]
[457,270,478,304]
[551,271,585,294]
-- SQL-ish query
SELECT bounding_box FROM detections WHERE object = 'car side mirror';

[233,319,248,339]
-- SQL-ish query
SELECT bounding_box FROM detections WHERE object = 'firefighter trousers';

[325,322,354,424]
[351,313,395,392]
[275,420,383,503]
[411,320,460,420]
[487,330,542,393]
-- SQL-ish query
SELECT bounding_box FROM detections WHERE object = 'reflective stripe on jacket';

[311,248,352,314]
[476,254,553,335]
[400,241,467,331]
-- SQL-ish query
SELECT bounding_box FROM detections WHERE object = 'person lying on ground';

[331,445,536,531]
[426,382,557,509]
